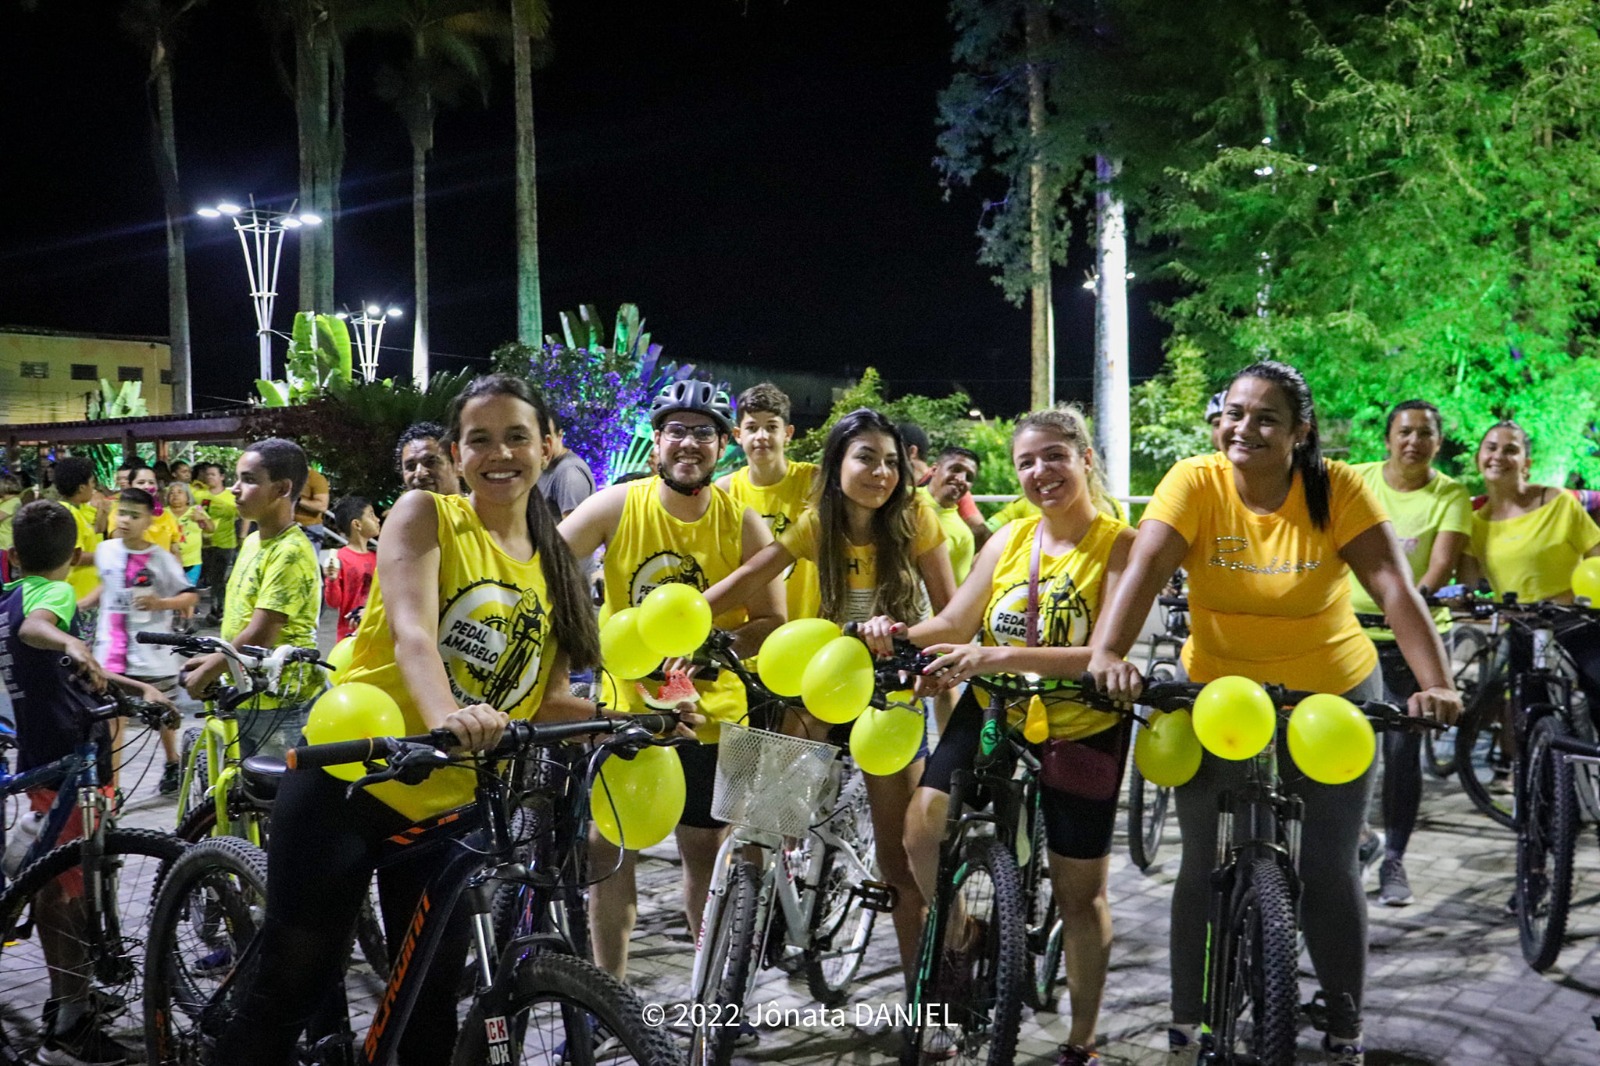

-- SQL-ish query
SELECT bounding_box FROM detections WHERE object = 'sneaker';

[192,946,233,974]
[1377,858,1413,906]
[1357,829,1383,878]
[1056,1045,1100,1065]
[1322,1033,1364,1066]
[734,1021,759,1048]
[1168,1024,1198,1064]
[36,1015,132,1066]
[159,762,182,796]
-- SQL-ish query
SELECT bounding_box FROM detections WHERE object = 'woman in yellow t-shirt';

[212,374,625,1065]
[861,407,1134,1061]
[705,407,956,980]
[1086,361,1460,1059]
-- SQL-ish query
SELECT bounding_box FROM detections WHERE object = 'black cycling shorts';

[919,687,1128,861]
[678,741,725,830]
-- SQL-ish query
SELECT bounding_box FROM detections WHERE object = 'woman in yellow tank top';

[859,408,1134,1063]
[212,374,614,1066]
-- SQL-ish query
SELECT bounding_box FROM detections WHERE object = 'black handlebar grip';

[135,632,193,646]
[287,736,401,770]
[1156,596,1189,608]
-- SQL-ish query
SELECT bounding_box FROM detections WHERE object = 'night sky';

[0,1,1168,419]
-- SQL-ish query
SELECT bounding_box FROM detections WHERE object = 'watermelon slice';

[638,670,701,710]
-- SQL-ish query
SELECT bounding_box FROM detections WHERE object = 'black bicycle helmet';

[649,379,734,435]
[1204,390,1227,426]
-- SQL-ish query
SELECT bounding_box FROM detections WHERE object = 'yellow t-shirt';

[601,477,750,738]
[344,494,560,821]
[1346,463,1472,638]
[106,502,179,553]
[0,496,19,552]
[981,512,1127,740]
[68,502,101,599]
[172,508,204,568]
[986,493,1127,531]
[725,462,821,620]
[1470,491,1600,602]
[779,494,946,624]
[922,489,976,584]
[194,487,240,550]
[1142,454,1386,694]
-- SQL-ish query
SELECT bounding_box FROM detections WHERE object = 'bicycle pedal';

[852,880,898,913]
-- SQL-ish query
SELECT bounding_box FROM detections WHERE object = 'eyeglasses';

[661,423,720,444]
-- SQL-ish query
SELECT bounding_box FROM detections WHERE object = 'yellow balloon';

[600,608,662,681]
[757,618,842,697]
[1573,557,1600,602]
[850,705,925,776]
[325,636,355,676]
[589,744,686,849]
[303,682,406,782]
[1022,697,1049,744]
[1134,710,1203,788]
[801,636,875,724]
[1287,693,1376,785]
[1192,675,1276,760]
[637,583,714,658]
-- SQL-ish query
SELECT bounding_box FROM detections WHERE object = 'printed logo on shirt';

[437,580,547,710]
[987,576,1090,648]
[628,551,708,605]
[1208,535,1321,575]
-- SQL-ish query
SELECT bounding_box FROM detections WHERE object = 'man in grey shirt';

[537,410,595,518]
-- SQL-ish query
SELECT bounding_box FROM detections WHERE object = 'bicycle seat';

[240,754,288,805]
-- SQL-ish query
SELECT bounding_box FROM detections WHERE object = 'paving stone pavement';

[5,622,1600,1064]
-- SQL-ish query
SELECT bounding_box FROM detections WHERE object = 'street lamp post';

[337,304,404,383]
[198,196,322,381]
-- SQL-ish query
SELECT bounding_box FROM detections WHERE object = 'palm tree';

[510,0,551,345]
[121,0,206,413]
[374,0,504,385]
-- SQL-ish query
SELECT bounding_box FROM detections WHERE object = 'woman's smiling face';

[838,431,900,511]
[454,393,547,502]
[1219,376,1305,473]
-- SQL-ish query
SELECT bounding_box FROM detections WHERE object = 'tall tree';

[121,0,206,414]
[1023,0,1054,409]
[375,0,504,385]
[510,0,551,346]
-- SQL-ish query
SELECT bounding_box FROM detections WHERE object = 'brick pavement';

[4,625,1600,1064]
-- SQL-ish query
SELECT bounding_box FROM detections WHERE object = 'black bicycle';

[1128,590,1187,871]
[1081,675,1439,1066]
[143,713,689,1066]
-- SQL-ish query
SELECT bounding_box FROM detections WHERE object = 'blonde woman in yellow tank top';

[210,375,619,1065]
[859,408,1134,1063]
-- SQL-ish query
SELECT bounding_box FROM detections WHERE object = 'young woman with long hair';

[213,373,614,1065]
[859,406,1134,1065]
[1085,362,1461,1066]
[705,407,957,978]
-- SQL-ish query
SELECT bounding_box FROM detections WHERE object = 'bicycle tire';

[1454,673,1514,829]
[178,727,209,820]
[1517,716,1578,972]
[0,827,186,1059]
[454,950,684,1066]
[1024,793,1063,1012]
[1428,627,1487,777]
[1129,661,1178,869]
[803,762,878,1005]
[1214,857,1297,1066]
[689,859,762,1066]
[902,835,1026,1066]
[144,836,270,1066]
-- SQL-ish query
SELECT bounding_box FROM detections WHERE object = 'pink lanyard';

[1024,521,1045,648]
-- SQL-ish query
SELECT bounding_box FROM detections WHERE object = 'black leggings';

[1377,642,1423,860]
[214,766,472,1066]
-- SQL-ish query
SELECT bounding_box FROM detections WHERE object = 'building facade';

[0,328,173,423]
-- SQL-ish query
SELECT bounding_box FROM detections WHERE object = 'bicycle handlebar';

[134,631,194,647]
[1075,674,1440,733]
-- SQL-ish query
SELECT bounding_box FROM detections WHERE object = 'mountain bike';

[143,712,689,1066]
[0,673,185,1063]
[899,670,1098,1066]
[1080,675,1439,1066]
[1128,591,1187,871]
[686,628,889,1066]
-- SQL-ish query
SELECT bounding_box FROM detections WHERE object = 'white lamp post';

[336,304,404,383]
[198,196,322,381]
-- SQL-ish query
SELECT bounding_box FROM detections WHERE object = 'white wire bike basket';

[711,722,839,836]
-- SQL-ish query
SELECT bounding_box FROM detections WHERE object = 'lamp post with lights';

[198,197,322,381]
[337,304,403,382]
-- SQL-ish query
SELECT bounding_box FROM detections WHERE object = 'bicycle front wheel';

[803,759,878,1005]
[1454,681,1515,829]
[1213,857,1297,1066]
[688,859,763,1066]
[144,835,269,1066]
[1517,716,1578,972]
[0,827,186,1059]
[454,951,683,1066]
[1024,792,1063,1012]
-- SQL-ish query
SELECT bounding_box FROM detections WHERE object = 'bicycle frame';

[176,709,257,842]
[1,741,106,883]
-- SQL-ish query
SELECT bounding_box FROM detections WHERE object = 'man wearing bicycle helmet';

[560,378,785,983]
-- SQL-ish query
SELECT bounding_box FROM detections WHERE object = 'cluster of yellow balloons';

[599,583,715,680]
[1573,558,1600,602]
[590,745,687,850]
[304,681,405,781]
[1135,675,1377,787]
